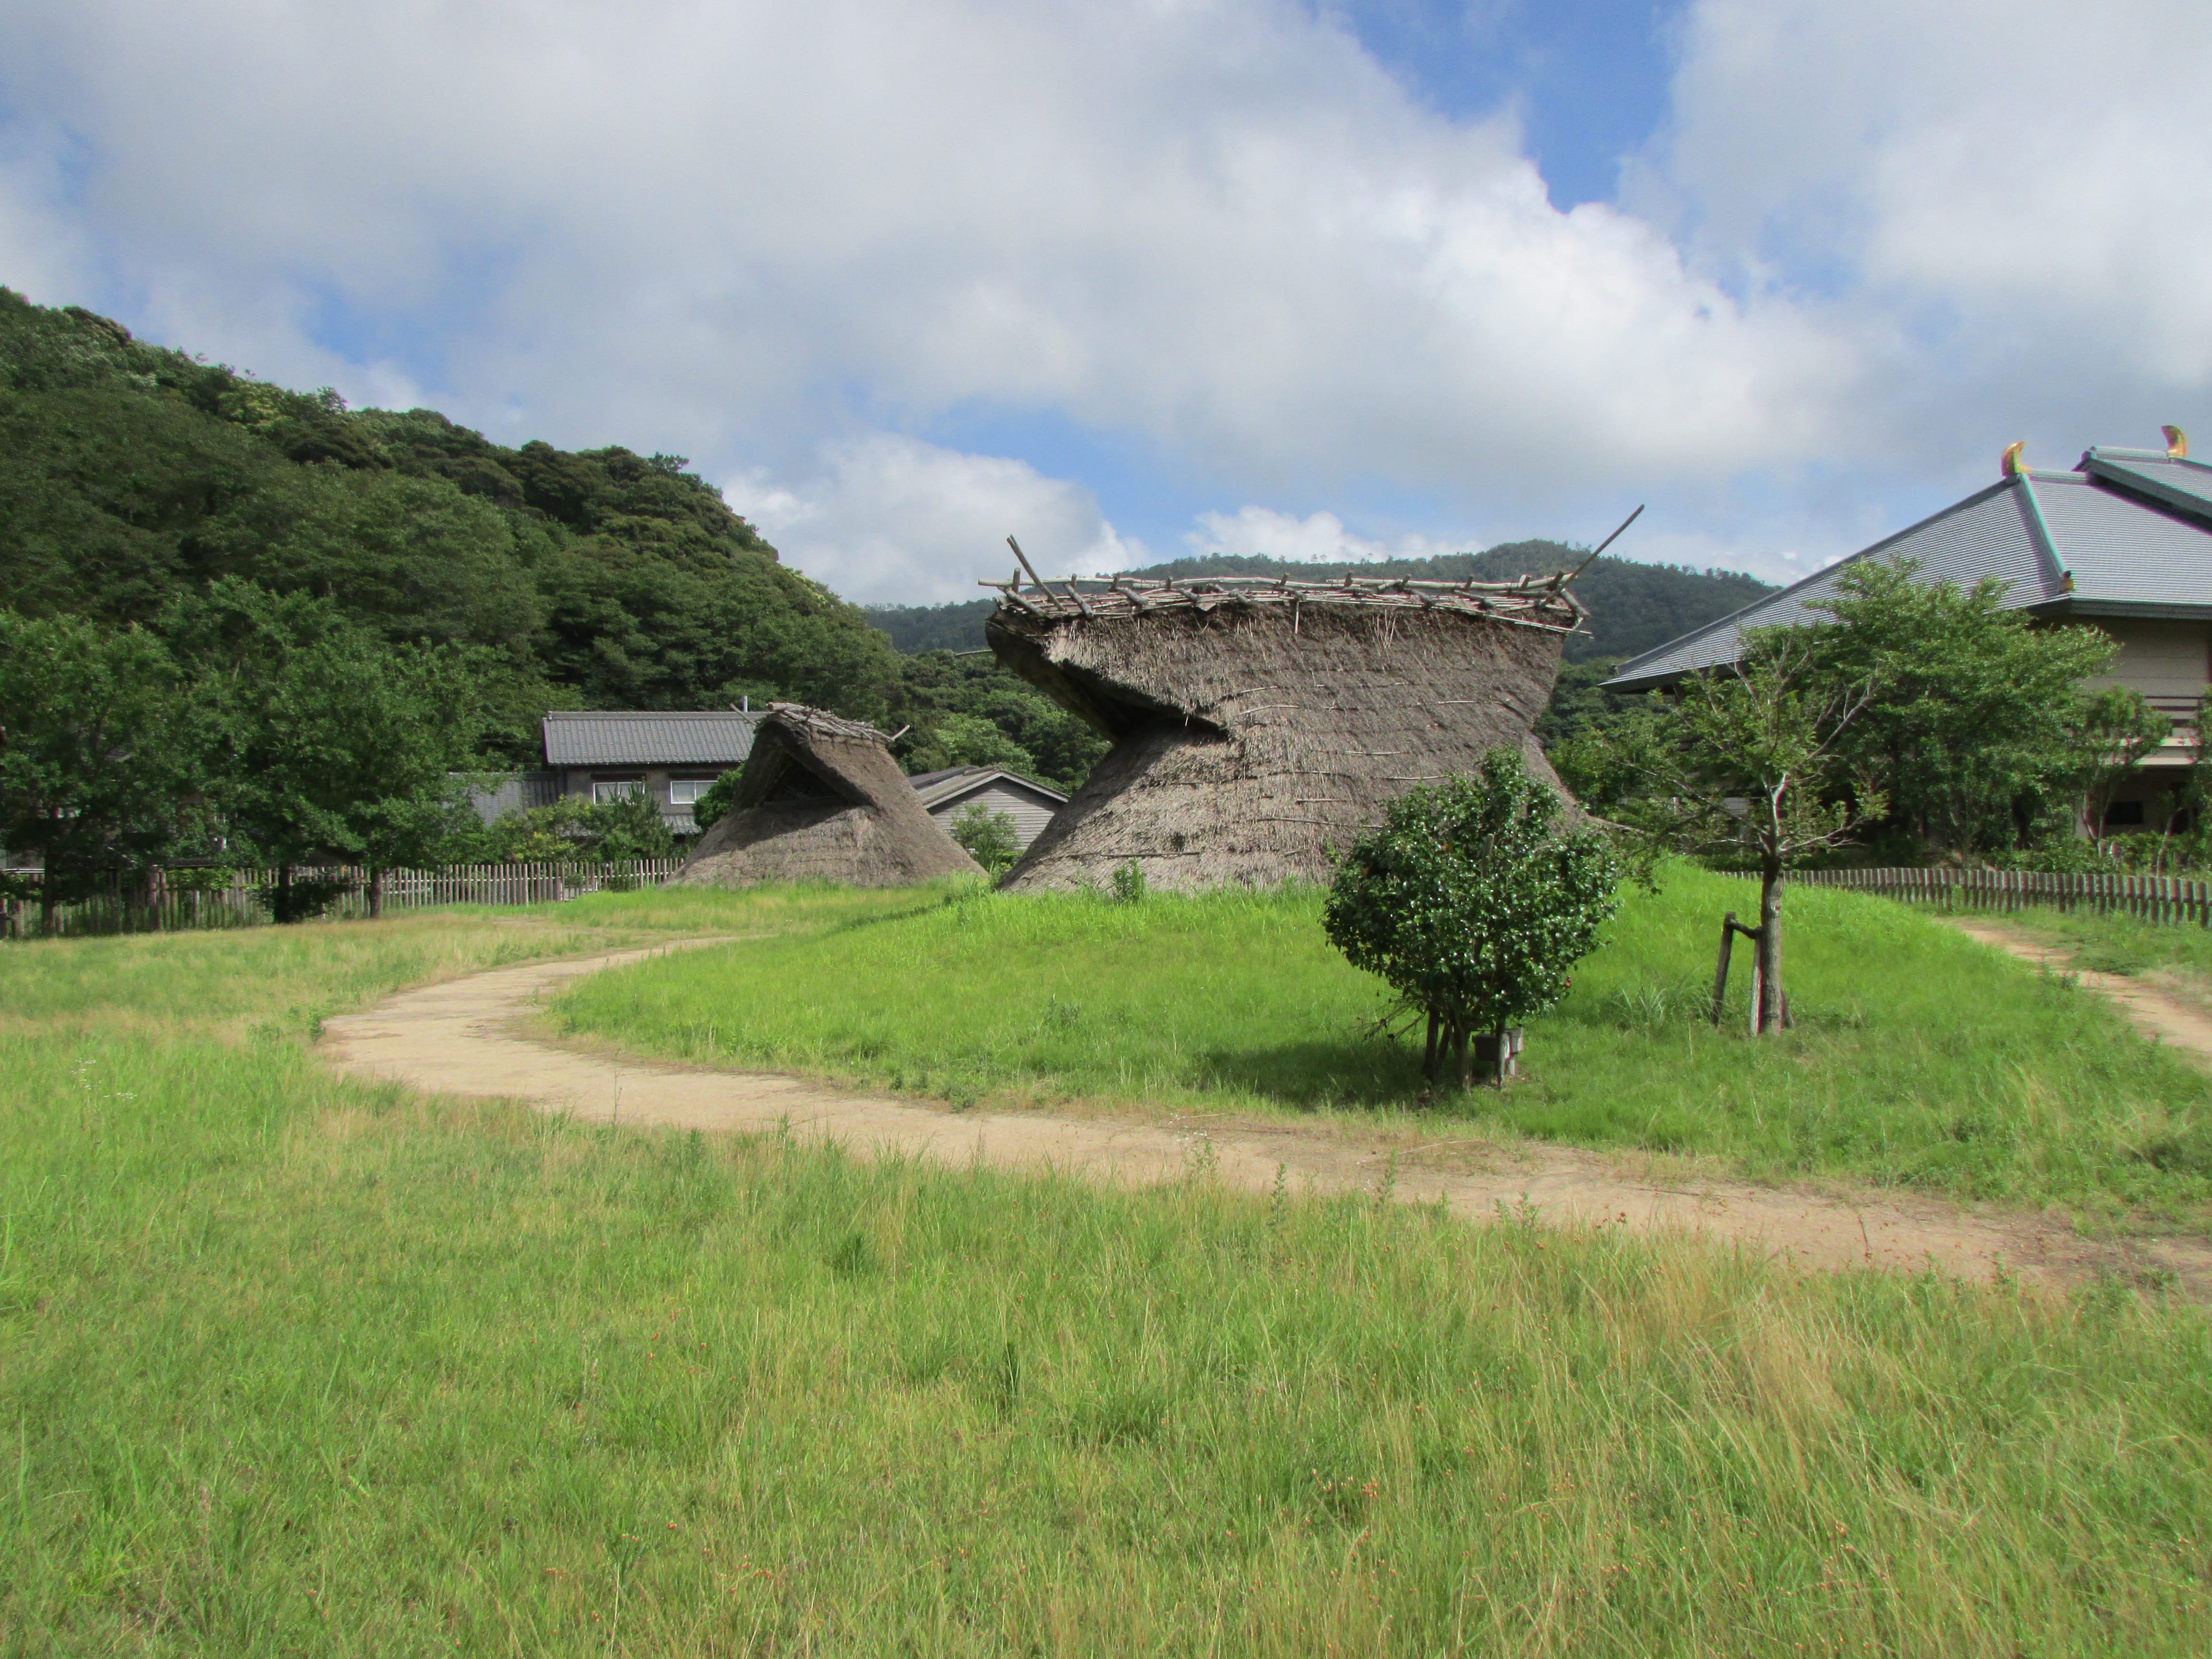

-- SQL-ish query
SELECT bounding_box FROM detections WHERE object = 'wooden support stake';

[1711,912,1738,1025]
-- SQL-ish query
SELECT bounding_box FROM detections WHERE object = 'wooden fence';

[0,859,685,940]
[1794,866,2212,926]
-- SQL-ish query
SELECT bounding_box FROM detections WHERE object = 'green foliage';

[892,650,1107,791]
[10,905,2212,1655]
[166,580,486,883]
[866,598,996,653]
[0,610,198,899]
[1109,858,1147,902]
[1324,751,1620,1080]
[690,769,741,834]
[948,803,1020,877]
[454,793,677,866]
[1794,560,2118,855]
[0,290,902,739]
[2070,685,2173,838]
[588,790,677,863]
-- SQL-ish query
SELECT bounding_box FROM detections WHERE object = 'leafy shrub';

[948,804,1020,877]
[1324,750,1619,1086]
[691,770,741,834]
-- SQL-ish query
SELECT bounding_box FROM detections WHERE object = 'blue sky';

[2,0,2208,602]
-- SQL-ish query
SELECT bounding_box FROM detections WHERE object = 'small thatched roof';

[982,569,1584,892]
[678,704,984,888]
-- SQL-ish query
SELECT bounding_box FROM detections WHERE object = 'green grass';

[1954,900,2212,982]
[4,901,2212,1653]
[555,866,2212,1221]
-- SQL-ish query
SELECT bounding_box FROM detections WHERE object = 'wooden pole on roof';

[1562,504,1646,586]
[1007,535,1046,591]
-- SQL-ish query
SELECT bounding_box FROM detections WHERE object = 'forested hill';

[0,290,901,753]
[869,541,1775,665]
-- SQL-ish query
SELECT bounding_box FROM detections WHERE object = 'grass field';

[5,897,2212,1654]
[1968,900,2212,983]
[555,866,2212,1222]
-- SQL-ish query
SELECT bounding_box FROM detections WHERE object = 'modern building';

[907,766,1069,852]
[1604,430,2212,825]
[469,709,761,835]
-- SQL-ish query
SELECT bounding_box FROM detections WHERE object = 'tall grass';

[555,866,2212,1220]
[4,909,2211,1654]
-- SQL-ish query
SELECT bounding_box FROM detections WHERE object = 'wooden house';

[906,766,1069,853]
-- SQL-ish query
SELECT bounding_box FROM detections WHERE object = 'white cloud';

[1647,0,2212,468]
[1185,506,1461,566]
[725,435,1136,605]
[3,0,2207,605]
[0,0,1852,517]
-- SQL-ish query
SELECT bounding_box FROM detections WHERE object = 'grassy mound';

[555,868,2212,1218]
[3,904,2209,1654]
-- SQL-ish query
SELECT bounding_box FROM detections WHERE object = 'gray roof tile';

[2081,448,2212,522]
[542,710,759,767]
[1606,459,2212,690]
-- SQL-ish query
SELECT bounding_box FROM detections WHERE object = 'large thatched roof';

[678,704,984,888]
[984,570,1584,892]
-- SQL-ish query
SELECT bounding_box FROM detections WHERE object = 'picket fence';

[1794,866,2212,926]
[0,859,685,940]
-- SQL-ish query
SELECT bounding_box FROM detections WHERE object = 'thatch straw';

[678,704,984,888]
[985,577,1580,892]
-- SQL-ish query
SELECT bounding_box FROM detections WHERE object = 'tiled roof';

[1605,445,2212,691]
[908,765,1069,809]
[542,710,758,767]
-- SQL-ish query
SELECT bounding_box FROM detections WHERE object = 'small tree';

[1324,750,1620,1088]
[948,802,1020,878]
[1575,641,1884,1034]
[1798,561,2115,856]
[2068,686,2171,842]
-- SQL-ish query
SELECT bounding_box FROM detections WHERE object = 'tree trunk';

[1452,1023,1473,1090]
[368,866,385,920]
[276,862,294,925]
[1422,1009,1440,1082]
[1756,857,1786,1034]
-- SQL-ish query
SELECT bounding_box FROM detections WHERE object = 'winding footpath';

[320,937,2212,1298]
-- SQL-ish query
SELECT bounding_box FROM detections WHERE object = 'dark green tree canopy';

[0,290,902,752]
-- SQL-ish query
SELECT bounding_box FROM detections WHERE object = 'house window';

[2104,800,2147,829]
[592,779,645,804]
[668,778,716,805]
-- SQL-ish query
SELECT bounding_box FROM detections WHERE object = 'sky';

[2,0,2209,605]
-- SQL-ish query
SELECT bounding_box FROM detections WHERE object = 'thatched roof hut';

[678,704,985,887]
[984,569,1584,892]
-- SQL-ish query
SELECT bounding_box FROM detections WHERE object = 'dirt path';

[1943,917,2212,1060]
[320,940,2212,1298]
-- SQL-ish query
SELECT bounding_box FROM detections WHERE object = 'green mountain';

[0,290,902,757]
[871,541,1773,666]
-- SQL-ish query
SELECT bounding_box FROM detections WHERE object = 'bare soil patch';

[320,941,2212,1298]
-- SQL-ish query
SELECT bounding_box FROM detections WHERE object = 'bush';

[691,771,741,834]
[948,804,1020,877]
[1324,750,1619,1087]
